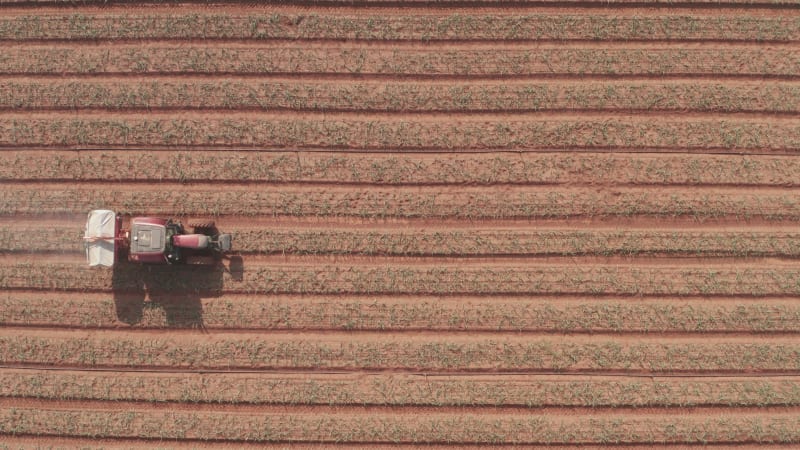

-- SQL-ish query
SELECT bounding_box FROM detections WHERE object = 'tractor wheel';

[188,220,214,234]
[187,220,215,229]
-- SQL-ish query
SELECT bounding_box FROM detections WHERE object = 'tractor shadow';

[111,260,231,329]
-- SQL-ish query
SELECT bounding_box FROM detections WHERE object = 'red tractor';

[84,210,232,267]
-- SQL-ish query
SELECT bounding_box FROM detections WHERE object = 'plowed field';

[1,0,799,448]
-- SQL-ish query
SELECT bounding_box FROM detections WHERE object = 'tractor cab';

[129,217,174,263]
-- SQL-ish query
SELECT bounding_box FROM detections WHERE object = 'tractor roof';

[130,221,167,255]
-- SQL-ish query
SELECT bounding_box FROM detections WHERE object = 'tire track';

[2,0,800,7]
[5,396,800,415]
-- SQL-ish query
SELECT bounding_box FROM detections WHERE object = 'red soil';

[1,0,799,447]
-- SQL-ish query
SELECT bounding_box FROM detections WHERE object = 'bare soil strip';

[1,3,799,13]
[0,438,797,450]
[6,325,800,342]
[3,0,800,6]
[5,396,800,416]
[5,250,799,267]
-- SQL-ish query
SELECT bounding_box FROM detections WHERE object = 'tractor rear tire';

[187,220,215,229]
[188,220,215,234]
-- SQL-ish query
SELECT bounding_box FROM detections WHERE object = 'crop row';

[0,227,78,253]
[3,262,800,296]
[2,407,799,444]
[2,332,800,371]
[1,46,797,76]
[1,118,798,151]
[4,293,800,333]
[7,226,800,257]
[4,370,800,407]
[2,186,800,219]
[3,80,799,113]
[3,151,799,185]
[231,229,800,257]
[2,13,798,42]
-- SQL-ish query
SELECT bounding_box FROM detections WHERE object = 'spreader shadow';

[111,260,229,329]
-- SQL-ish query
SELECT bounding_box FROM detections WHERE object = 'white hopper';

[84,210,117,267]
